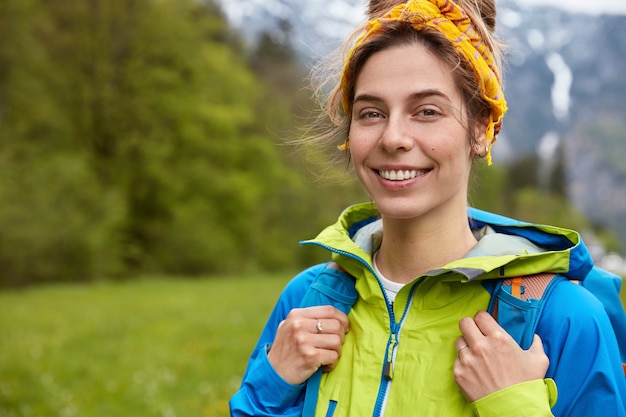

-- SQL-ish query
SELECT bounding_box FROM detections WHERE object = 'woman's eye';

[353,109,384,122]
[360,110,383,119]
[417,108,439,117]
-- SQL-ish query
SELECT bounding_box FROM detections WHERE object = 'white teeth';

[379,170,418,180]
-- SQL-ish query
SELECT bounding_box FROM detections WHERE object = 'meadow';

[1,274,625,417]
[0,274,291,417]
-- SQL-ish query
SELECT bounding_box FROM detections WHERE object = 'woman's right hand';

[267,305,350,385]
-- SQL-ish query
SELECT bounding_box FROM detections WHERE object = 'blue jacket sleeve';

[538,280,626,416]
[229,264,327,417]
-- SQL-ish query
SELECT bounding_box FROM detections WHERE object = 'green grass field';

[0,274,291,417]
[1,274,625,417]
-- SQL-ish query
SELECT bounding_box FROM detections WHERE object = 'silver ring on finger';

[316,319,324,334]
[457,344,469,357]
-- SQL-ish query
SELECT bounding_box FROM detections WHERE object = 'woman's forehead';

[354,43,460,100]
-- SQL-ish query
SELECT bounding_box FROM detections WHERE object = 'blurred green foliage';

[0,0,364,286]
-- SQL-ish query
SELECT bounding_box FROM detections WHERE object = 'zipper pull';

[383,361,393,381]
[383,333,397,380]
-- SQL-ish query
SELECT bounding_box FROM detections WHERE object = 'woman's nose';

[379,116,414,152]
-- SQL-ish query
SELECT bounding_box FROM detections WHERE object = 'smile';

[378,169,427,181]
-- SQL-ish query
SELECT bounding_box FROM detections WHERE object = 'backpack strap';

[491,271,626,378]
[299,263,358,417]
[488,273,564,349]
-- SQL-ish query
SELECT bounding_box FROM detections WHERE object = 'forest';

[0,0,618,287]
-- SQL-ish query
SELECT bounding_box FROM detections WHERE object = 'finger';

[319,348,341,372]
[454,336,471,361]
[315,318,324,334]
[312,318,347,341]
[472,310,507,336]
[303,306,350,333]
[454,336,469,352]
[326,262,341,271]
[529,334,545,354]
[473,312,521,351]
[312,334,344,351]
[456,345,470,358]
[528,334,550,376]
[326,307,350,333]
[321,364,336,373]
[458,316,483,346]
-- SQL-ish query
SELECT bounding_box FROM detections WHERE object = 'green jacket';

[230,203,626,417]
[303,203,559,416]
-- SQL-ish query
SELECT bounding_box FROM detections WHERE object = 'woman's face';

[349,42,486,222]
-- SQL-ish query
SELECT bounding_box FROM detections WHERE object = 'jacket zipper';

[372,281,422,417]
[302,242,424,417]
[383,331,397,381]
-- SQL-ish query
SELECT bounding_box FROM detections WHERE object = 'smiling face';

[349,42,487,222]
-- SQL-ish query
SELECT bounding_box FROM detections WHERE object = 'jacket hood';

[302,202,594,282]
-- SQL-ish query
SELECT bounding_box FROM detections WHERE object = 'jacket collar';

[302,203,594,282]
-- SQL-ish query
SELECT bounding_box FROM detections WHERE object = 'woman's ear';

[472,119,489,157]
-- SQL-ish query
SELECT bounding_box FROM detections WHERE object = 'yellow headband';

[340,0,507,165]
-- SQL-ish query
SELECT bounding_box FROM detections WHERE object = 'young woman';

[229,0,626,415]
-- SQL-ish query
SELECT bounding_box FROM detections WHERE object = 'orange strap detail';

[511,276,523,298]
[623,363,626,376]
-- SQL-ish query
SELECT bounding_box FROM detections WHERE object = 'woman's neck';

[375,209,477,284]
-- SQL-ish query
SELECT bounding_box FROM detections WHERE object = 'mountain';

[495,2,626,266]
[216,0,367,59]
[216,0,626,255]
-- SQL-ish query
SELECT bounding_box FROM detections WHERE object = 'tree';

[0,0,318,285]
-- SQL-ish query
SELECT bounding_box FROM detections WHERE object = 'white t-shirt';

[373,251,405,303]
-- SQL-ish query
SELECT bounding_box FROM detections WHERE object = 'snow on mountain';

[218,0,367,58]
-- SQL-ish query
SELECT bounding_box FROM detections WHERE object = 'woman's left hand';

[453,311,550,402]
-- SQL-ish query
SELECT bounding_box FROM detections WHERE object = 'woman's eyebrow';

[353,89,452,105]
[353,93,383,105]
[407,89,451,103]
